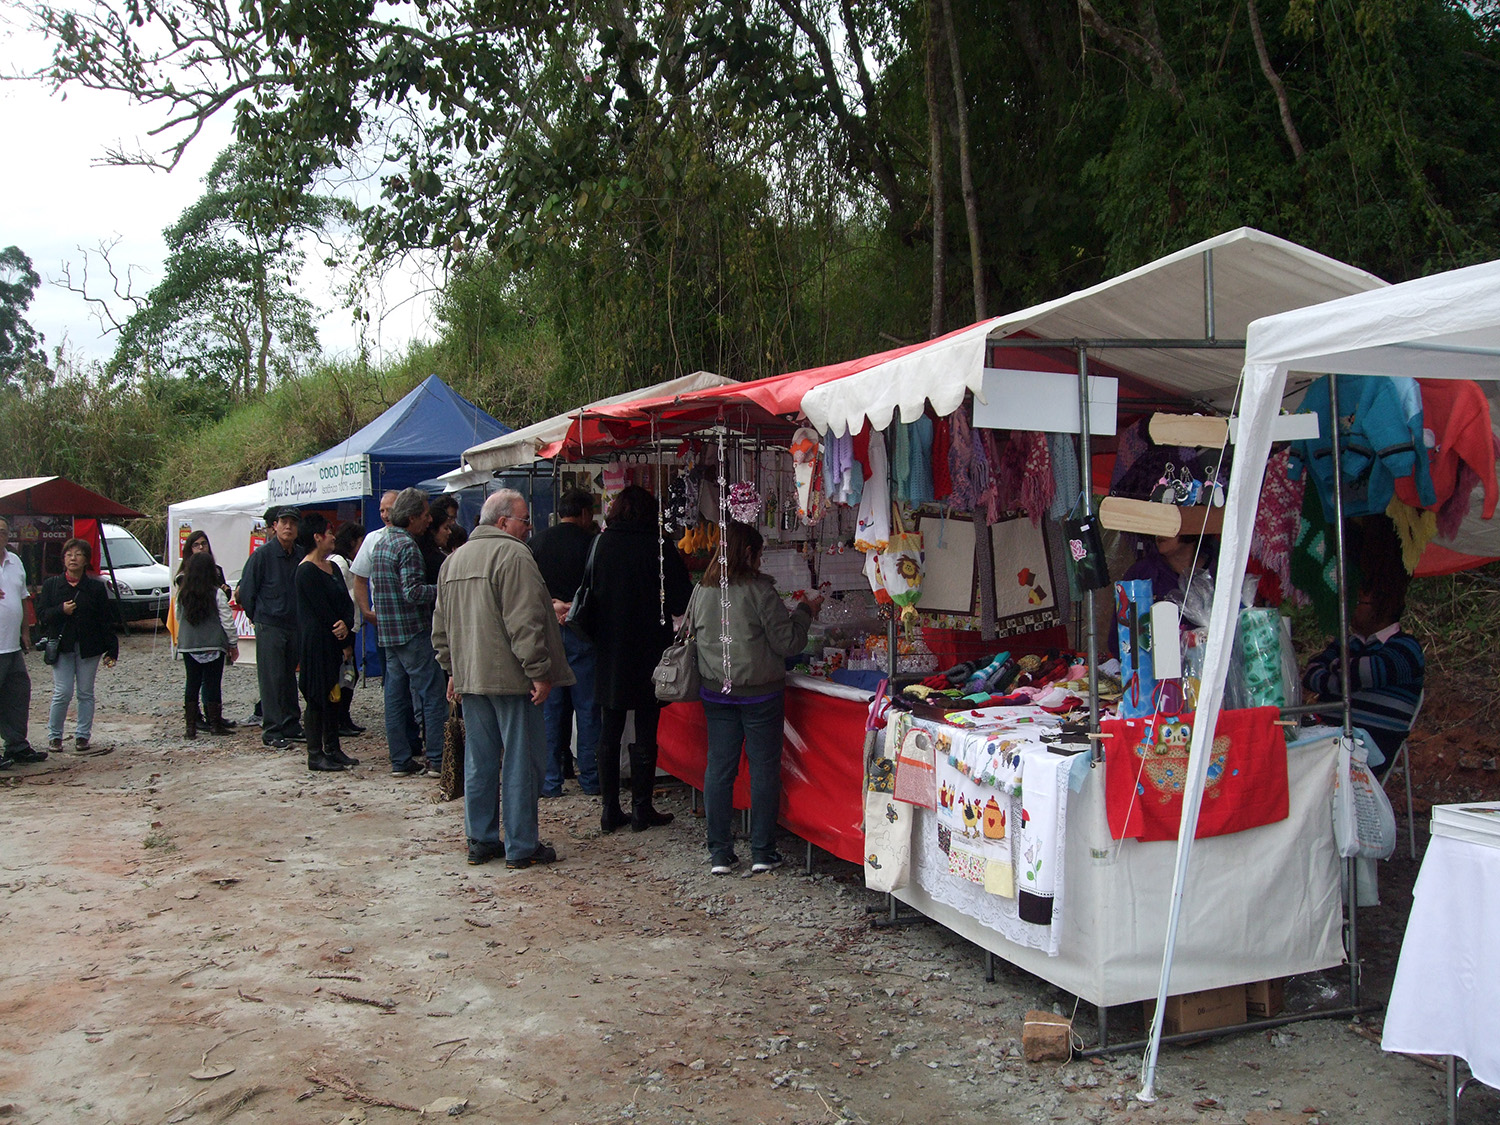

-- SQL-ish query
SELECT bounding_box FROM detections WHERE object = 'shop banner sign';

[267,455,371,504]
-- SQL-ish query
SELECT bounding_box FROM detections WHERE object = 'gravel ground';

[0,630,1490,1124]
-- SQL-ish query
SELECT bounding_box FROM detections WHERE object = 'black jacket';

[529,521,596,602]
[37,575,120,661]
[589,523,692,709]
[238,538,304,629]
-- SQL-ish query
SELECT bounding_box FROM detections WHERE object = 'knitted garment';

[1289,485,1351,633]
[977,430,1005,523]
[1438,457,1482,540]
[1386,496,1438,573]
[1047,433,1080,520]
[948,405,987,511]
[1249,446,1304,601]
[930,411,953,501]
[995,433,1028,512]
[901,416,936,504]
[1017,432,1054,526]
[1110,418,1151,493]
[893,421,912,502]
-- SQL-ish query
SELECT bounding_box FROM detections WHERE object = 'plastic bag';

[1236,607,1287,708]
[1332,736,1397,860]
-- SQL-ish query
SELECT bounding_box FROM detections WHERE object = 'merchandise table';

[1382,833,1500,1123]
[894,731,1346,1007]
[655,675,870,865]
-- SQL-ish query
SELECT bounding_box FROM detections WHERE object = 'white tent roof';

[802,227,1387,436]
[1142,256,1500,1098]
[165,479,270,586]
[459,371,736,475]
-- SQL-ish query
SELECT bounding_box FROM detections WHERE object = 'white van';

[99,524,173,622]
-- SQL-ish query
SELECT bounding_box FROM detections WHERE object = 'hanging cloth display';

[1249,446,1304,604]
[790,425,825,525]
[1046,433,1080,521]
[878,502,924,631]
[1385,496,1438,573]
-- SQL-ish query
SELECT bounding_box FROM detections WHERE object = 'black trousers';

[254,621,301,741]
[184,654,225,708]
[0,650,31,752]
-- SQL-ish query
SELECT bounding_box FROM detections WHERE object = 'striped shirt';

[1302,625,1424,763]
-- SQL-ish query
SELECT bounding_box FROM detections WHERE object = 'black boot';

[326,727,359,769]
[304,708,345,772]
[598,740,630,833]
[203,702,237,735]
[630,743,674,831]
[184,702,201,740]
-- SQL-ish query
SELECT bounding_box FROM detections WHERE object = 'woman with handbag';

[295,514,358,772]
[688,520,821,875]
[37,537,119,754]
[175,551,239,738]
[587,485,693,833]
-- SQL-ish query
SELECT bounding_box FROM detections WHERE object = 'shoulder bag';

[564,534,602,643]
[42,633,61,666]
[652,588,701,704]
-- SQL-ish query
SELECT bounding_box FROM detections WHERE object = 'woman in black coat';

[589,485,693,833]
[37,537,119,754]
[295,513,357,773]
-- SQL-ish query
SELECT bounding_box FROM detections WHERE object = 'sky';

[1,22,437,368]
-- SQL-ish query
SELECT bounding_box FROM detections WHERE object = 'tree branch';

[1245,0,1305,159]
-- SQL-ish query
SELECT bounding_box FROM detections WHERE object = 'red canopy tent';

[0,477,142,518]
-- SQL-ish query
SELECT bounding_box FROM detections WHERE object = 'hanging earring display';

[717,427,733,692]
[655,418,666,626]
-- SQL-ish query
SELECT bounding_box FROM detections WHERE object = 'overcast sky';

[1,22,437,368]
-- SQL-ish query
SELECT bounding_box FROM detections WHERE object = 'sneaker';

[48,738,64,753]
[71,737,87,753]
[710,854,739,875]
[422,767,442,778]
[8,745,48,764]
[391,761,424,777]
[505,843,558,870]
[751,852,785,874]
[466,840,505,865]
[540,789,565,799]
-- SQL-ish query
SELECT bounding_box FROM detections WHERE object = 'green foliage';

[0,247,48,382]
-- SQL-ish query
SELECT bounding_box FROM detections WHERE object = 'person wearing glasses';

[433,488,572,869]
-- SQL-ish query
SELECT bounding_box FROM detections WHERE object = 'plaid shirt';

[369,527,435,646]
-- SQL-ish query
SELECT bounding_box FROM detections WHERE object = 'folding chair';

[1381,689,1424,861]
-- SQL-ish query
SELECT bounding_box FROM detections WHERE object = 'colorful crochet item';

[789,426,825,524]
[1250,446,1304,602]
[728,481,763,524]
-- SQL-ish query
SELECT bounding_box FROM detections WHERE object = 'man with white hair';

[433,489,573,869]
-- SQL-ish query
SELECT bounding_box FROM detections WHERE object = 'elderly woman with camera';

[37,537,119,754]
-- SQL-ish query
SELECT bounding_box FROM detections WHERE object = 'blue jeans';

[382,630,448,770]
[49,649,102,742]
[542,628,601,795]
[702,694,785,864]
[462,693,545,861]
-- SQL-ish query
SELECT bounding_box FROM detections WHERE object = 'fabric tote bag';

[864,711,913,892]
[893,725,938,809]
[440,700,465,802]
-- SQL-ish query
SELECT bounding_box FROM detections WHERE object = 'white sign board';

[267,455,372,505]
[974,368,1118,436]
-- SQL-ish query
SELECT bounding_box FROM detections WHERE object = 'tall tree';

[0,247,47,381]
[109,145,338,401]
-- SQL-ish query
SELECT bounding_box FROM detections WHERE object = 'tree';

[108,145,339,401]
[0,247,47,381]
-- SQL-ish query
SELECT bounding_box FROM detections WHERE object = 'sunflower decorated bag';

[878,503,924,630]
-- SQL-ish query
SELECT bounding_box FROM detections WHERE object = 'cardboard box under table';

[893,729,1344,1009]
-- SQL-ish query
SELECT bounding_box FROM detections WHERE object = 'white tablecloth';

[1383,833,1500,1088]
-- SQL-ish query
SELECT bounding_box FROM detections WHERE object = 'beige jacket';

[432,525,576,697]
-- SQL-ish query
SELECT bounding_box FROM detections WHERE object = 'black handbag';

[1063,496,1111,593]
[564,535,602,643]
[42,634,61,666]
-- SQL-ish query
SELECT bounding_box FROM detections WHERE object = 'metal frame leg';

[1447,1054,1457,1125]
[804,839,814,875]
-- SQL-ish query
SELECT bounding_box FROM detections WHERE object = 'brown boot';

[203,702,237,735]
[184,702,201,740]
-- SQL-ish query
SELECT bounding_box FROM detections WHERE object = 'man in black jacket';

[528,489,601,797]
[238,507,305,749]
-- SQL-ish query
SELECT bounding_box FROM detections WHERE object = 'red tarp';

[656,687,868,866]
[0,477,142,518]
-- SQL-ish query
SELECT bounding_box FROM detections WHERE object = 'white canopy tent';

[1142,258,1500,1097]
[166,480,269,589]
[450,371,737,485]
[801,228,1385,436]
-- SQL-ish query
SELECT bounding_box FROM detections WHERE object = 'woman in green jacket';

[689,520,821,875]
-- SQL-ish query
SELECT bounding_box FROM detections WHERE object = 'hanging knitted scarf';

[1017,432,1054,526]
[948,405,982,510]
[1249,446,1304,601]
[1046,433,1080,521]
[1385,496,1438,573]
[1288,484,1349,633]
[977,430,1005,523]
[930,411,953,501]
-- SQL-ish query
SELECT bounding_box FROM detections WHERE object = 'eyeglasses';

[508,515,532,527]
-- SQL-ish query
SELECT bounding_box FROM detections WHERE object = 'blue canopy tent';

[266,375,510,673]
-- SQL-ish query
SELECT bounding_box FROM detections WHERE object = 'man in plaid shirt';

[370,488,447,776]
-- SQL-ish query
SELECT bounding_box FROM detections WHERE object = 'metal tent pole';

[1076,346,1100,753]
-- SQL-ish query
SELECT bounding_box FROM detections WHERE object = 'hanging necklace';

[717,426,732,693]
[654,417,666,626]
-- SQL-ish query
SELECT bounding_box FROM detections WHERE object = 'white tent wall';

[1142,258,1500,1098]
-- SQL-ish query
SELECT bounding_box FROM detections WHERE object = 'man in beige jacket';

[433,489,575,869]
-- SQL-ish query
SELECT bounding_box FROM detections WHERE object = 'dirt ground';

[1,631,1495,1125]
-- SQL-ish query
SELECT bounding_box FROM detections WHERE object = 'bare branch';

[1075,0,1183,104]
[55,239,149,335]
[1246,0,1305,159]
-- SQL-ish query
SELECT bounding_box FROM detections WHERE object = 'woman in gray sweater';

[689,520,821,875]
[175,551,239,739]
